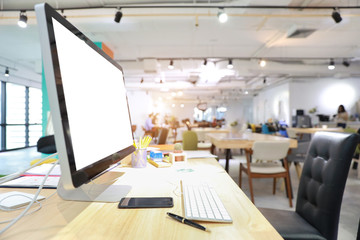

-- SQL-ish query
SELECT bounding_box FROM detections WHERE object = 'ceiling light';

[61,9,67,19]
[342,59,350,67]
[114,9,123,23]
[217,8,228,23]
[332,8,342,23]
[180,104,185,108]
[168,60,174,70]
[4,67,9,77]
[227,59,233,69]
[202,59,207,66]
[259,59,266,67]
[18,11,28,28]
[328,59,335,70]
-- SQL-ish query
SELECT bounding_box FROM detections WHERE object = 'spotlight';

[168,60,174,70]
[328,59,335,70]
[114,9,123,23]
[61,9,67,19]
[217,8,228,23]
[18,11,28,28]
[203,59,207,66]
[4,67,9,77]
[227,59,233,69]
[259,59,266,67]
[342,59,350,67]
[332,8,342,23]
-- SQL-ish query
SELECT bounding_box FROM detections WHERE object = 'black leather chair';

[37,135,57,154]
[260,132,360,240]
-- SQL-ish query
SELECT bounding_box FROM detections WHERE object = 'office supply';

[36,3,135,202]
[147,159,172,168]
[131,148,148,168]
[183,151,217,159]
[167,212,209,232]
[0,176,59,189]
[149,150,163,160]
[24,164,61,176]
[0,191,45,210]
[118,197,173,208]
[181,180,232,223]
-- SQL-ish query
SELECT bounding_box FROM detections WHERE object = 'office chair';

[239,141,293,207]
[182,130,199,150]
[156,128,169,144]
[295,115,312,128]
[182,130,211,151]
[260,132,360,240]
[37,135,57,154]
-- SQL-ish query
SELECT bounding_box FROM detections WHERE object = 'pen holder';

[131,149,147,168]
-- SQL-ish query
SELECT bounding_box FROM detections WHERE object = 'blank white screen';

[53,18,133,170]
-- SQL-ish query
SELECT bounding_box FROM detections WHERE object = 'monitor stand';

[57,178,131,202]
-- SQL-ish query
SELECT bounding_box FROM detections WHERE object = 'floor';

[1,147,359,239]
[216,149,360,240]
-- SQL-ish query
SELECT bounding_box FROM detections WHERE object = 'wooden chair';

[239,141,292,207]
[155,128,169,145]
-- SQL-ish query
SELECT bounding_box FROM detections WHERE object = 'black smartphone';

[118,197,173,208]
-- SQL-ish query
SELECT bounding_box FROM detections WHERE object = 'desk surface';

[1,157,282,240]
[288,127,344,134]
[208,132,298,149]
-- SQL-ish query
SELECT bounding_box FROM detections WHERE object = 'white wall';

[225,98,253,126]
[290,78,360,118]
[253,83,290,125]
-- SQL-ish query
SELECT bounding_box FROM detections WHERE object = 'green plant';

[174,143,183,151]
[230,121,238,127]
[309,107,317,114]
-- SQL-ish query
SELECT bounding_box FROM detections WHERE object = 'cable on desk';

[0,194,43,223]
[0,159,59,235]
[0,190,57,224]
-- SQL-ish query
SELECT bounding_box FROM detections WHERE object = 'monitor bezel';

[36,3,135,189]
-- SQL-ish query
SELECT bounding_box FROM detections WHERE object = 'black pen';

[167,212,210,232]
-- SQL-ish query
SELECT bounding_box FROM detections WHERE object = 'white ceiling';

[1,0,360,101]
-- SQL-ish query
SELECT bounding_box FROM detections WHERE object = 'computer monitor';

[35,3,135,202]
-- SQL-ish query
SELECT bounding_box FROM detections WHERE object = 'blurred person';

[334,105,349,128]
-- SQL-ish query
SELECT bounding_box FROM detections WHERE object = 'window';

[0,81,42,151]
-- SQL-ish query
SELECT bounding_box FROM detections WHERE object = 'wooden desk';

[0,158,282,240]
[287,127,344,134]
[192,128,230,142]
[208,132,298,172]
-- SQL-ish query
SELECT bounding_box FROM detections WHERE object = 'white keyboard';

[181,180,232,223]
